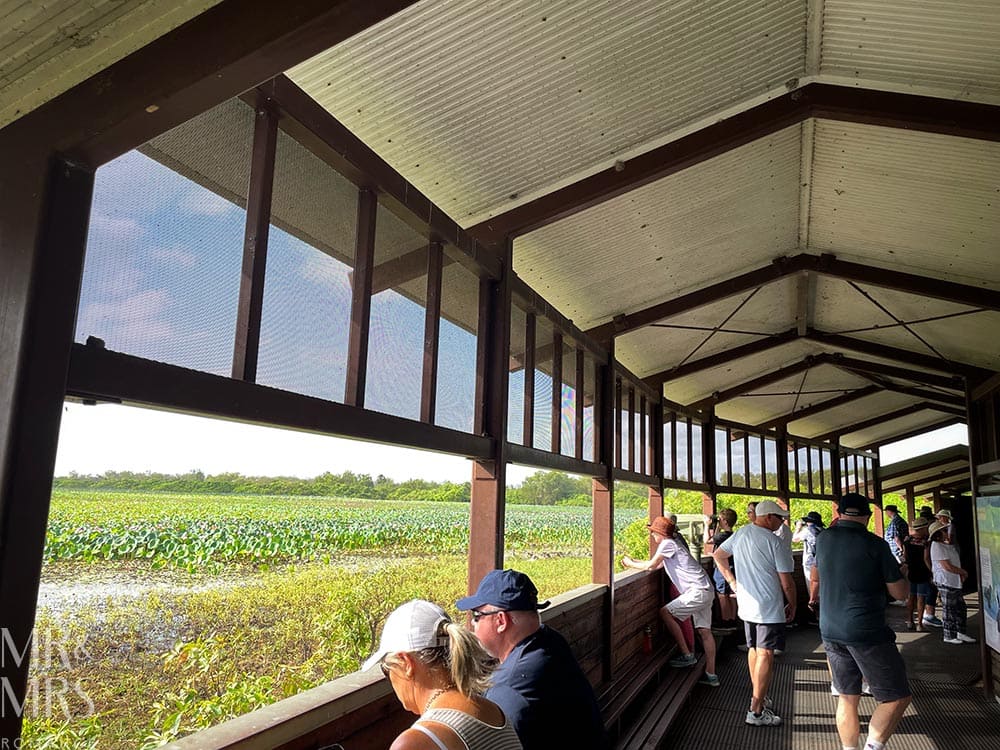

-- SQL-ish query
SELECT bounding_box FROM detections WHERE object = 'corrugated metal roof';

[718,364,873,425]
[809,120,1000,288]
[790,390,918,437]
[514,125,802,331]
[848,410,965,451]
[820,0,1000,102]
[289,0,806,224]
[0,0,222,129]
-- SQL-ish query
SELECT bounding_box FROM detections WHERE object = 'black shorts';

[824,640,911,702]
[744,621,785,651]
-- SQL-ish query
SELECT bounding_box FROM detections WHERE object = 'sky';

[54,401,968,485]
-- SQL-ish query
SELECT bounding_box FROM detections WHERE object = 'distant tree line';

[53,469,668,507]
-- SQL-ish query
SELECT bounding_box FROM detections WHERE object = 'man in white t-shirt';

[714,500,796,727]
[623,516,720,687]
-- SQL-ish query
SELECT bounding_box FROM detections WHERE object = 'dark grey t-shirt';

[816,521,902,645]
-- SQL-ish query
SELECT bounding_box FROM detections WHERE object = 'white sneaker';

[956,633,977,643]
[944,637,964,644]
[745,707,782,726]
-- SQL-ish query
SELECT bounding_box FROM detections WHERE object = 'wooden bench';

[612,654,704,750]
[599,645,705,749]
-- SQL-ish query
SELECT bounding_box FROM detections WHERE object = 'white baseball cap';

[362,599,450,671]
[755,500,790,517]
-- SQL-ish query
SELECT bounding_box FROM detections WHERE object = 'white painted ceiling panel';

[809,120,1000,289]
[615,329,758,381]
[790,390,917,438]
[717,365,871,425]
[821,0,1000,102]
[290,0,806,223]
[846,409,963,450]
[851,312,1000,372]
[515,125,802,331]
[0,0,222,128]
[664,339,837,407]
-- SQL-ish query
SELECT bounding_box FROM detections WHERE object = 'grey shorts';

[744,621,785,651]
[824,640,911,702]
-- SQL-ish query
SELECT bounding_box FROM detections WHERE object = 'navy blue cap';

[838,492,872,517]
[456,569,551,612]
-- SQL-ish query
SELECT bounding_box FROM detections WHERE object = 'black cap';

[838,492,872,518]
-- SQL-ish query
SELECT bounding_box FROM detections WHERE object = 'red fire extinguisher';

[642,625,653,653]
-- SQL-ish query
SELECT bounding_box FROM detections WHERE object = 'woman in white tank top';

[363,599,523,750]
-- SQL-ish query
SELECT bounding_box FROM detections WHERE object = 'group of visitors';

[366,569,607,750]
[367,495,975,750]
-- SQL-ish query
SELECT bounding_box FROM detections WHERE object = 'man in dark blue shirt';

[811,493,911,750]
[457,569,607,750]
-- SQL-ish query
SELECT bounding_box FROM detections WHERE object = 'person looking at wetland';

[456,569,607,750]
[622,515,720,687]
[365,599,523,750]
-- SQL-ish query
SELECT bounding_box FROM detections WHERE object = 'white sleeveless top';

[413,707,523,750]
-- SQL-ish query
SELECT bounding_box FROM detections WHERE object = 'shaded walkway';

[665,597,999,749]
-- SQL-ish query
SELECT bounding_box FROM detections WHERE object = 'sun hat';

[456,569,551,612]
[928,520,949,538]
[911,517,930,529]
[801,511,824,526]
[647,516,674,536]
[935,509,953,520]
[838,492,872,517]
[362,599,450,671]
[755,500,789,517]
[884,504,899,513]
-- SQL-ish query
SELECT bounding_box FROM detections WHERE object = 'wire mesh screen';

[76,98,253,374]
[532,316,554,451]
[663,414,674,479]
[507,303,527,445]
[435,249,480,432]
[560,346,576,457]
[731,435,746,487]
[714,428,727,485]
[582,353,596,462]
[690,421,703,482]
[255,128,358,400]
[365,203,428,420]
[747,434,763,489]
[764,437,777,490]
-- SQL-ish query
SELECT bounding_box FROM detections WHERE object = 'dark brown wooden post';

[469,240,513,591]
[344,188,378,407]
[648,399,664,554]
[593,344,615,682]
[420,242,443,424]
[965,380,994,701]
[575,348,585,459]
[522,312,536,447]
[232,96,279,382]
[0,156,94,742]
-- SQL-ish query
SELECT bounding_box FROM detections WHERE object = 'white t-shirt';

[773,522,792,551]
[931,541,962,589]
[718,523,795,624]
[656,538,711,594]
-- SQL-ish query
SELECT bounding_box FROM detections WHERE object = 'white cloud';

[151,245,198,269]
[179,188,239,217]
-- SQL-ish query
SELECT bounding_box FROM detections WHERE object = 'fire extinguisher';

[643,625,653,653]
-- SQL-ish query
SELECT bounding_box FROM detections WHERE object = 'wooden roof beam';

[805,329,992,379]
[756,385,883,429]
[860,417,965,451]
[467,84,1000,246]
[688,353,830,411]
[643,327,799,389]
[587,253,1000,345]
[811,402,966,443]
[828,353,965,391]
